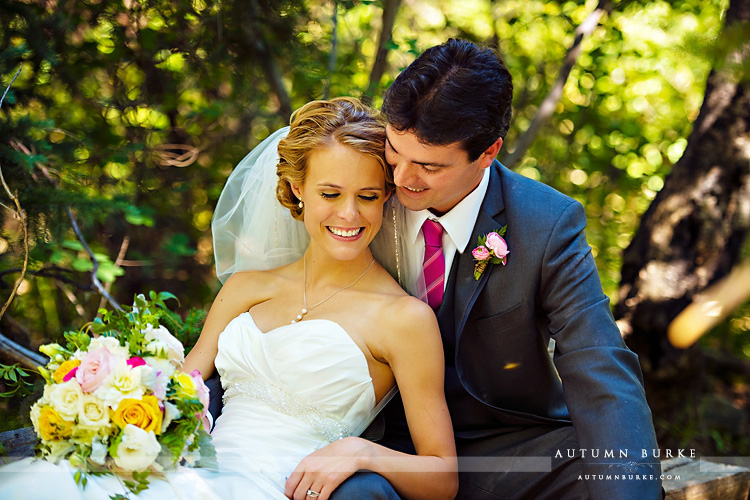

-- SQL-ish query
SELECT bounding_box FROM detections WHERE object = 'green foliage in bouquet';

[30,292,214,499]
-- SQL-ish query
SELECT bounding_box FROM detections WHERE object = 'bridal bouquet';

[30,292,214,495]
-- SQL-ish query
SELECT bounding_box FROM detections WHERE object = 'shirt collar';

[404,167,491,253]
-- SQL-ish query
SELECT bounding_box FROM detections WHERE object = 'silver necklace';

[291,254,376,324]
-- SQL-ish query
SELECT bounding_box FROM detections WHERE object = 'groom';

[332,39,662,499]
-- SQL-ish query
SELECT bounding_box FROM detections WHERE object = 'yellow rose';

[173,372,197,399]
[53,359,81,384]
[38,406,74,441]
[113,395,163,435]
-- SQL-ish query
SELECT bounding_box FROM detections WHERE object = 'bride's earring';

[298,200,304,209]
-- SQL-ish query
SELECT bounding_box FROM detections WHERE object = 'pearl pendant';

[292,308,308,324]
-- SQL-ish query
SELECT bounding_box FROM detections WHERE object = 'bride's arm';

[183,272,255,380]
[285,297,458,500]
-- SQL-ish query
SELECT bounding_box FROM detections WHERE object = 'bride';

[0,97,457,500]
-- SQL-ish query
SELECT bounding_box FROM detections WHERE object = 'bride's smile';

[327,226,364,239]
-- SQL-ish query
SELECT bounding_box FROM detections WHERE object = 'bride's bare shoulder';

[387,294,437,327]
[219,264,299,302]
[225,262,298,286]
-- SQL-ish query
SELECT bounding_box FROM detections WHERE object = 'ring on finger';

[306,489,321,498]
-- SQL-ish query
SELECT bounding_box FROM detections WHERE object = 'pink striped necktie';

[421,219,445,310]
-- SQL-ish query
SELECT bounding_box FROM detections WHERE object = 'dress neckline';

[233,311,385,405]
[241,309,346,336]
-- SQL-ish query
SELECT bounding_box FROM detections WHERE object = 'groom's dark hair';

[382,38,513,162]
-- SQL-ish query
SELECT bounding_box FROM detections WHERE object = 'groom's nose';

[391,160,414,186]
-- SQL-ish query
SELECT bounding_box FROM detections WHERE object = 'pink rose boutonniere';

[472,226,509,280]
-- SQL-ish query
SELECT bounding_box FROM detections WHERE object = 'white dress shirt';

[403,167,490,296]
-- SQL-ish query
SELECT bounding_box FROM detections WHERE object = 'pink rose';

[127,357,146,368]
[76,347,115,393]
[472,246,491,261]
[190,369,210,420]
[485,232,509,264]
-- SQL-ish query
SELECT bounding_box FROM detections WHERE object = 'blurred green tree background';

[1,0,749,456]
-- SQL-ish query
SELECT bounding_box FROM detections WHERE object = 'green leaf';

[124,205,155,227]
[62,240,85,252]
[97,261,125,283]
[157,291,178,305]
[72,257,94,272]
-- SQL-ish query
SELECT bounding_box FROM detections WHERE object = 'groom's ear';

[479,137,503,169]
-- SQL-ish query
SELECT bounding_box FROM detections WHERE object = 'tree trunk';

[362,0,402,104]
[614,0,750,373]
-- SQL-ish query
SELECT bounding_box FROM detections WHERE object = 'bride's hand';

[284,437,373,500]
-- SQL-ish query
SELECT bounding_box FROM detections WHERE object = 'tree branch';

[0,170,28,324]
[97,236,130,314]
[0,267,94,291]
[0,67,28,324]
[363,0,402,104]
[7,134,124,312]
[66,207,122,311]
[501,1,612,169]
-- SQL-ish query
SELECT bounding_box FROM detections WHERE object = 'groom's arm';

[541,200,662,499]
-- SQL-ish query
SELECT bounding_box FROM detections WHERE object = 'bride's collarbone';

[250,280,387,326]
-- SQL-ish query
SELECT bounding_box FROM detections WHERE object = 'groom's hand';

[284,437,372,500]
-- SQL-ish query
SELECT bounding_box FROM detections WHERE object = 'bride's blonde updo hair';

[276,97,393,221]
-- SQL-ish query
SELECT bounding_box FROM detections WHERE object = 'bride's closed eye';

[319,192,380,201]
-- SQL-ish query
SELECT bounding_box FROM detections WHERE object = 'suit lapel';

[452,162,506,342]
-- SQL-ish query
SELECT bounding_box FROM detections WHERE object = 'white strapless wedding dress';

[0,312,387,499]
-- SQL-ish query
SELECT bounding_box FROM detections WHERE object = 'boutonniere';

[471,226,509,280]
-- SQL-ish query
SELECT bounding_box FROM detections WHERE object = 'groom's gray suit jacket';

[377,160,661,499]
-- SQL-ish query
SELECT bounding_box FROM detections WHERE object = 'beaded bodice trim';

[223,378,351,443]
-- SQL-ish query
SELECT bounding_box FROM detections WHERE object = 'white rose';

[88,336,130,358]
[78,393,111,430]
[143,324,184,366]
[94,360,146,410]
[41,383,53,401]
[113,424,162,471]
[48,380,83,421]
